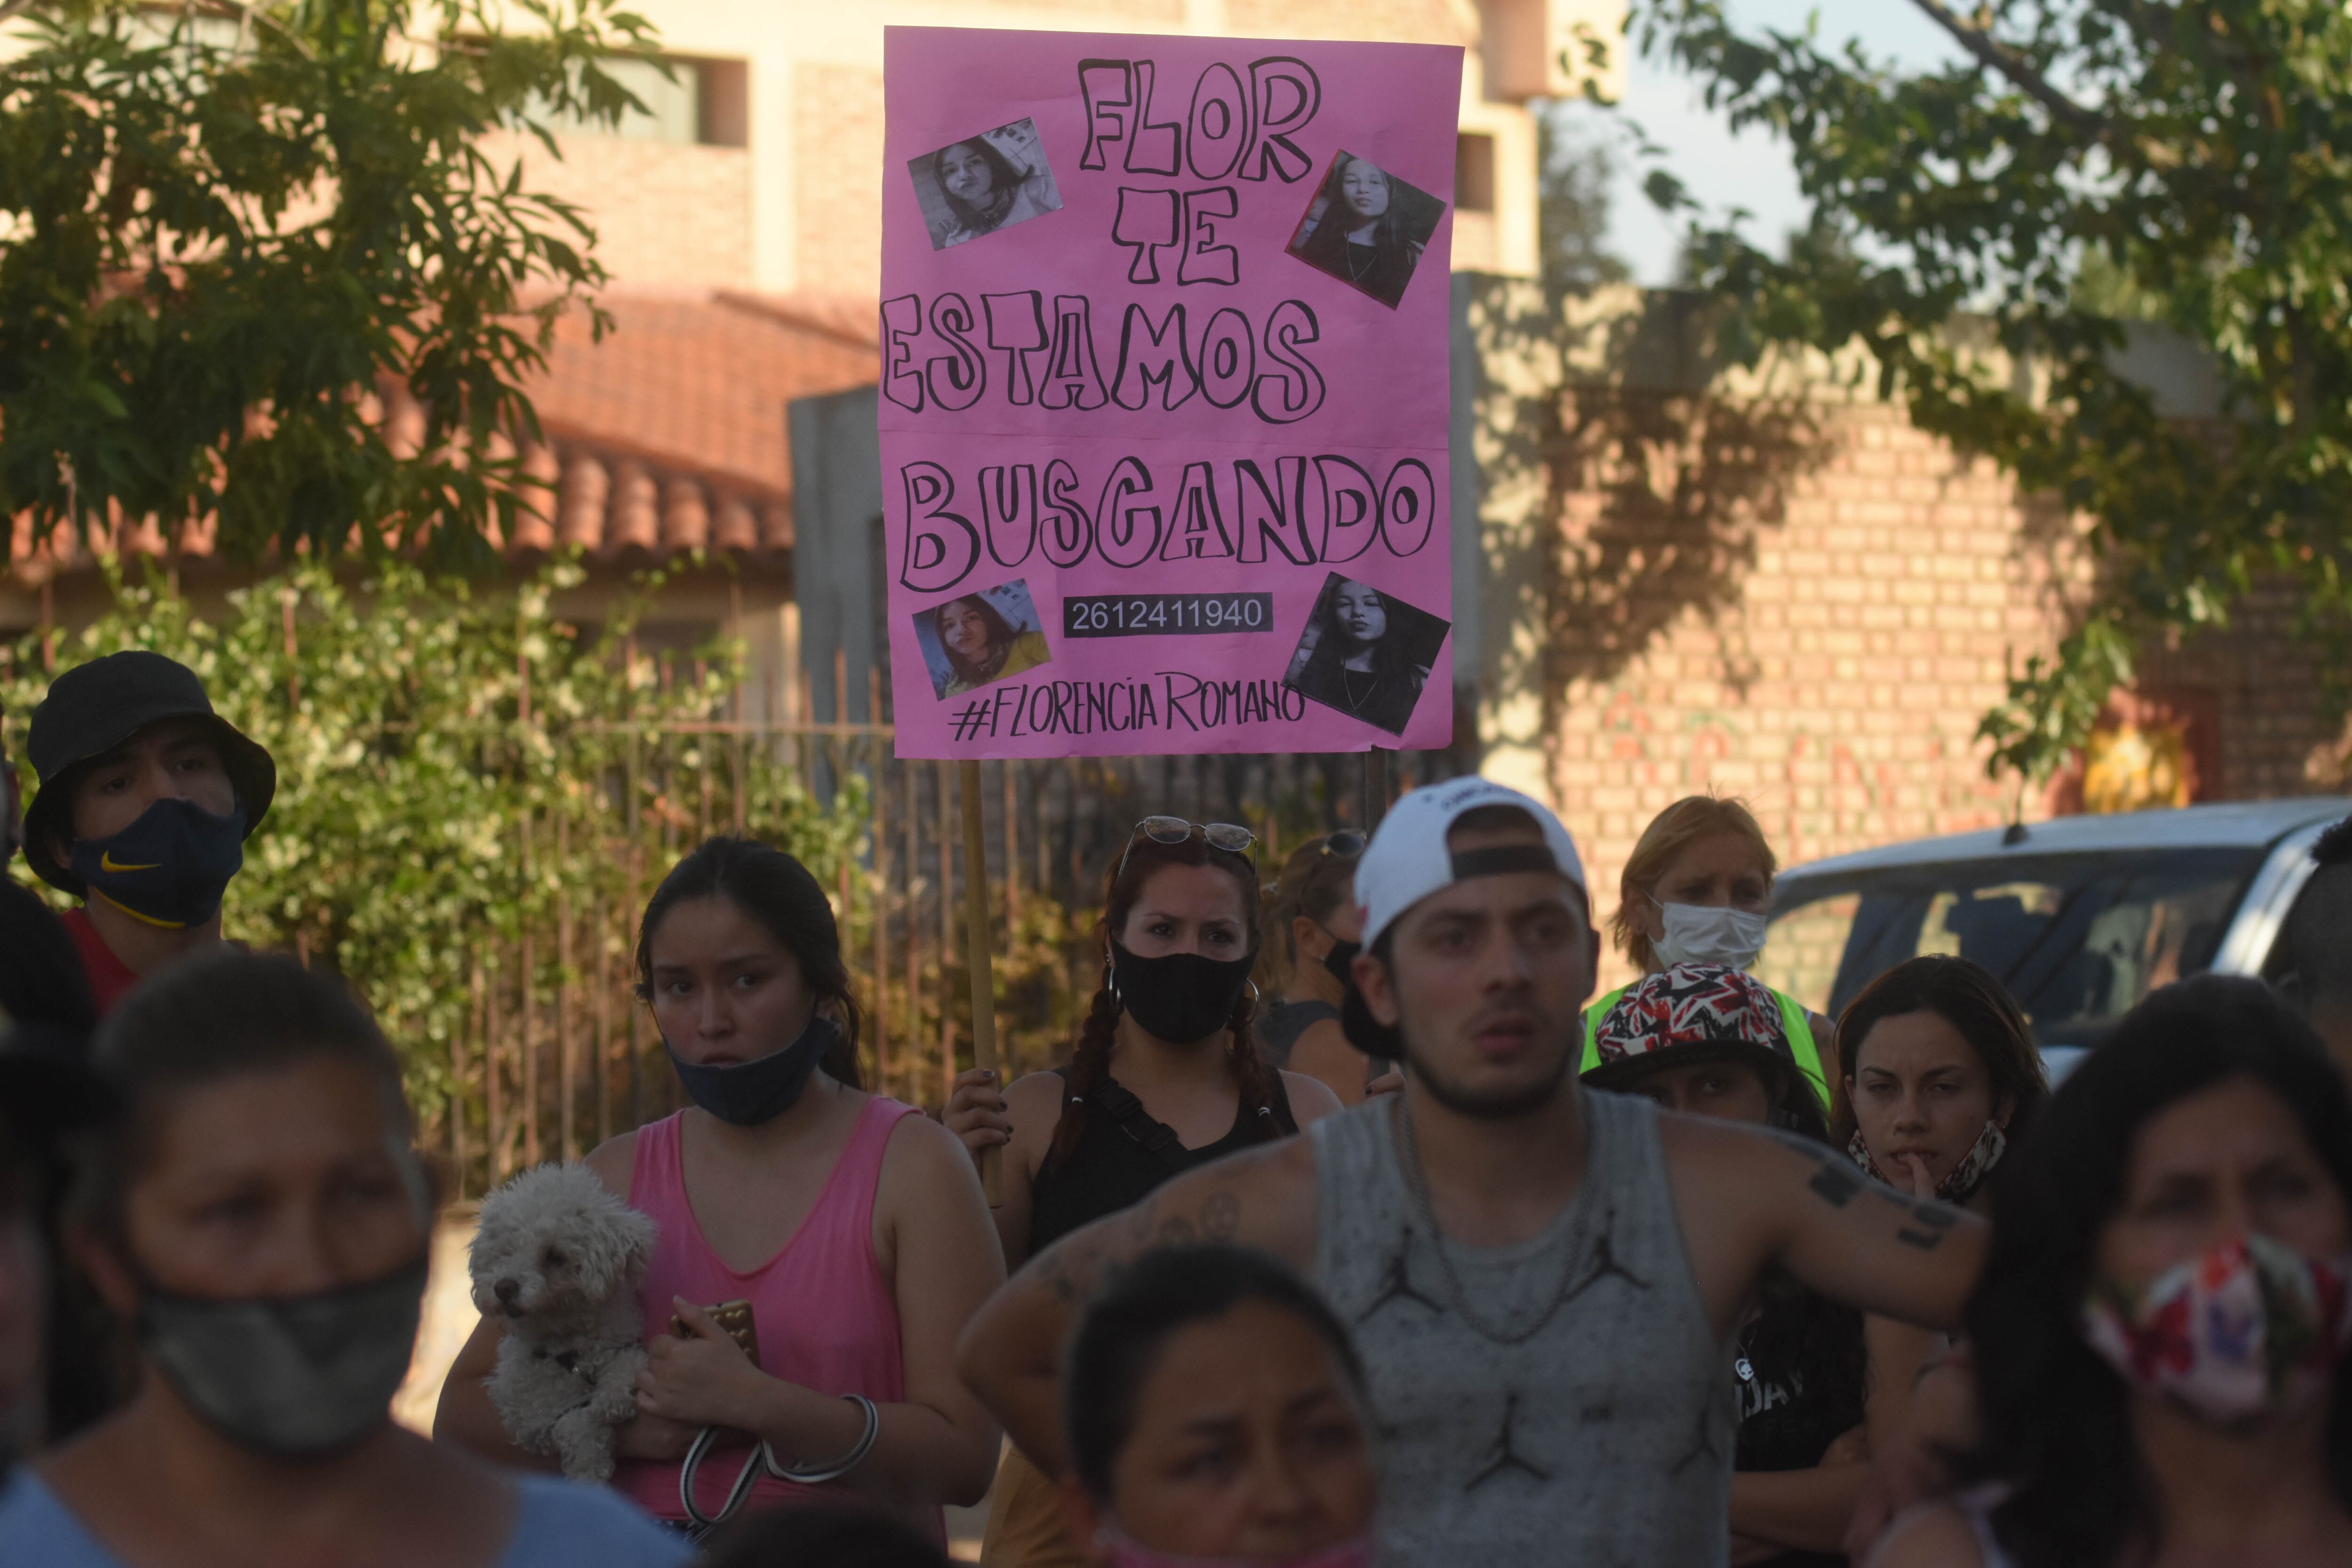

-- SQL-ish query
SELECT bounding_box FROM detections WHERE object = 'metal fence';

[434,723,1468,1198]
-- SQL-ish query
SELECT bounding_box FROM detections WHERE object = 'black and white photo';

[1284,151,1445,308]
[1280,573,1448,735]
[907,117,1063,251]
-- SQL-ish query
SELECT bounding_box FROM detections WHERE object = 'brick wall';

[1462,281,2350,991]
[1548,395,2080,986]
[477,130,751,290]
[793,61,885,301]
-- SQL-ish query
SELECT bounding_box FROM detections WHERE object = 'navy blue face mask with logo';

[667,1014,841,1126]
[69,796,246,928]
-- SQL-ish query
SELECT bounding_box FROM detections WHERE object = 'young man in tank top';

[960,779,1991,1568]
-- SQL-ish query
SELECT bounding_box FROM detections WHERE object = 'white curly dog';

[469,1162,658,1481]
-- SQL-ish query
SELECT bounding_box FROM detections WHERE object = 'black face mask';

[70,796,246,928]
[1321,937,1363,989]
[1110,939,1255,1046]
[667,1015,840,1126]
[141,1253,428,1457]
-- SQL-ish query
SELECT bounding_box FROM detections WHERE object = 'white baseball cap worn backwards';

[1354,777,1589,950]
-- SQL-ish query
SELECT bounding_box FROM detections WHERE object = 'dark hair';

[1964,976,2352,1567]
[635,836,863,1089]
[1064,1244,1367,1503]
[1260,835,1359,997]
[1832,955,2049,1151]
[932,136,1025,234]
[83,952,411,1233]
[932,594,1019,686]
[1045,832,1271,1172]
[1297,581,1422,710]
[2289,817,2352,1010]
[693,1501,949,1568]
[0,881,97,1043]
[1294,154,1423,302]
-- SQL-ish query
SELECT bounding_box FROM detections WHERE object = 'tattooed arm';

[1659,1114,1989,1338]
[955,1134,1320,1475]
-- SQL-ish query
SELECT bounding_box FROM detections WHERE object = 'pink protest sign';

[880,26,1461,758]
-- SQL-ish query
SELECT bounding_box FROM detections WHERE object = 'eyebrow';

[651,952,774,974]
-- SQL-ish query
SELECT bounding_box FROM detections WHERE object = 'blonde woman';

[1579,796,1835,1111]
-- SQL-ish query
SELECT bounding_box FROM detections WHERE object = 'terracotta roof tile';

[7,290,875,581]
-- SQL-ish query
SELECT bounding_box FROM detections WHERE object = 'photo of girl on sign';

[1281,574,1448,735]
[908,117,1064,250]
[917,579,1054,699]
[1286,151,1446,308]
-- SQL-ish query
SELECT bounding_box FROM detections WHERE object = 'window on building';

[533,56,749,148]
[1456,133,1496,213]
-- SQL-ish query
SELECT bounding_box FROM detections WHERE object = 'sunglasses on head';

[1319,830,1367,860]
[1116,815,1257,884]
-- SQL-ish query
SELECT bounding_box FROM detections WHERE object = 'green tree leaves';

[1,556,858,1133]
[0,0,660,567]
[1624,0,2352,784]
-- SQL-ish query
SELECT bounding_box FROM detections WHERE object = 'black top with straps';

[1026,1067,1297,1256]
[1256,998,1341,1068]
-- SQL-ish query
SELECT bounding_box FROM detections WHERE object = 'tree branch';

[1904,0,2109,134]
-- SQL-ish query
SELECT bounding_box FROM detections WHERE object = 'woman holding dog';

[0,951,689,1567]
[944,817,1345,1567]
[437,836,1003,1541]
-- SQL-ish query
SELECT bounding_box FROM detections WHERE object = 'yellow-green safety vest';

[1580,981,1829,1111]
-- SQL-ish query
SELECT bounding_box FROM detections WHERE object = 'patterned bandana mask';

[1847,1119,2006,1205]
[2082,1233,2352,1428]
[1099,1530,1377,1568]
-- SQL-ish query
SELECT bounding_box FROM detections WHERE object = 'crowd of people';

[0,646,2348,1567]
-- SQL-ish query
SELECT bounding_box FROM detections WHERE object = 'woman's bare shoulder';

[580,1129,641,1198]
[1004,1070,1069,1113]
[1278,1068,1346,1126]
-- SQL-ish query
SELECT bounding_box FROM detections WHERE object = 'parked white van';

[1759,798,2351,1077]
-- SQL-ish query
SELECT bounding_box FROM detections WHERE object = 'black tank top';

[1257,998,1341,1067]
[1027,1067,1298,1256]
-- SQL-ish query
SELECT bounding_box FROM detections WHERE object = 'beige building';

[492,0,1621,295]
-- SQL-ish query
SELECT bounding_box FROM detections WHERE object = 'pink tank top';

[614,1096,931,1531]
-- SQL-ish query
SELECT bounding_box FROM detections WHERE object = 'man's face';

[1356,823,1598,1119]
[55,716,234,854]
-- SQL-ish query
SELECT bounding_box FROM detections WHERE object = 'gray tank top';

[1312,1089,1733,1568]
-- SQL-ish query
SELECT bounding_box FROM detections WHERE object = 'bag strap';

[1057,1066,1189,1171]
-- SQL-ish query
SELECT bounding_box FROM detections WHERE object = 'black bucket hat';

[21,651,276,896]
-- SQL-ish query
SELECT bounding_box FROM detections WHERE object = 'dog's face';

[469,1164,656,1332]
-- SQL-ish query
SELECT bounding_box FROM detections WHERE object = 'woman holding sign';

[946,820,1343,1567]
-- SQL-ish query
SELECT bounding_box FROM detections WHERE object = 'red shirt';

[62,907,140,1017]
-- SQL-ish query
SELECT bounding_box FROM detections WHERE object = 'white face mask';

[1653,902,1769,971]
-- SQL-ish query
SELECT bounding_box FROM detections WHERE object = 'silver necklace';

[1342,667,1375,713]
[1393,1095,1597,1346]
[1347,241,1375,282]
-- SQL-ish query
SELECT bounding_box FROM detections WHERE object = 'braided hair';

[1044,832,1281,1173]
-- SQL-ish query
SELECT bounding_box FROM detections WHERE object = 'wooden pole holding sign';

[956,758,1004,1206]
